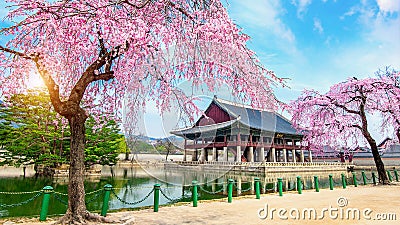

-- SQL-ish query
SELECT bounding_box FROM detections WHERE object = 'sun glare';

[27,73,46,89]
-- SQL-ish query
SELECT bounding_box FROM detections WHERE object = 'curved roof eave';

[170,117,241,136]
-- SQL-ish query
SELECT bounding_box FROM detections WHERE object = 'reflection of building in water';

[171,96,312,163]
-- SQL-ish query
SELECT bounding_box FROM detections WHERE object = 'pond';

[0,165,368,218]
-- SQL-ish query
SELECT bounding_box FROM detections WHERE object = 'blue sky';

[226,0,400,103]
[1,0,399,138]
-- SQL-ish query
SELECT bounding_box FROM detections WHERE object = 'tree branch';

[93,72,115,81]
[0,45,66,116]
[121,0,152,9]
[0,45,31,59]
[32,57,64,115]
[167,1,193,20]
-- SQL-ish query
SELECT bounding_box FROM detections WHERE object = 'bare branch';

[0,45,31,59]
[93,71,115,81]
[32,57,64,115]
[121,0,152,9]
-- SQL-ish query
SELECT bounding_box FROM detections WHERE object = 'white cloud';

[334,0,400,75]
[376,0,400,14]
[340,6,357,20]
[313,18,324,34]
[227,0,300,57]
[229,0,296,43]
[291,0,313,18]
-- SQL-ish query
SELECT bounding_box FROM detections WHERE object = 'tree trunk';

[125,142,130,161]
[57,109,114,224]
[360,104,389,184]
[367,138,389,184]
[64,111,89,221]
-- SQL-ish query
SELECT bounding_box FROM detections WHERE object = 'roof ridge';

[214,96,274,113]
[213,97,293,122]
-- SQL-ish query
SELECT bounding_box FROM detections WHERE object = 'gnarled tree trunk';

[366,136,389,184]
[58,108,114,224]
[360,103,389,184]
[64,110,88,221]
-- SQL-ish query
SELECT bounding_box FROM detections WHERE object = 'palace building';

[170,96,312,163]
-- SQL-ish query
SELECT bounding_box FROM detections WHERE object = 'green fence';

[0,169,397,220]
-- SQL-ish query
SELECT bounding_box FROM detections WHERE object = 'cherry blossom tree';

[374,68,400,142]
[290,73,400,185]
[0,0,281,223]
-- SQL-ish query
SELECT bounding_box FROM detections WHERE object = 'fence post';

[192,180,198,207]
[101,184,112,217]
[297,176,302,194]
[254,177,260,199]
[372,172,376,185]
[329,174,334,190]
[277,178,283,197]
[341,173,347,189]
[153,184,161,212]
[314,176,319,192]
[39,186,53,221]
[362,171,367,185]
[352,172,358,187]
[394,170,399,182]
[387,170,393,182]
[228,179,234,203]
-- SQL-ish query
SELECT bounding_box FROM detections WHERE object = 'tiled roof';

[213,97,301,135]
[170,97,302,138]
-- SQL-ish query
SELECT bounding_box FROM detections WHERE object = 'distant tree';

[0,90,122,172]
[0,88,66,171]
[155,139,177,161]
[84,117,122,167]
[290,72,400,184]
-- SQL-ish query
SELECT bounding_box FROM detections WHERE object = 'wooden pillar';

[292,149,296,163]
[300,150,305,163]
[200,148,206,162]
[192,149,197,161]
[308,150,313,163]
[283,148,287,162]
[272,148,276,162]
[223,147,228,162]
[260,147,265,162]
[212,147,217,161]
[183,139,187,161]
[236,146,241,162]
[249,147,254,162]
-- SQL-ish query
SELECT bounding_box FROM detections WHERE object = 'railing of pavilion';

[175,161,351,167]
[185,141,305,150]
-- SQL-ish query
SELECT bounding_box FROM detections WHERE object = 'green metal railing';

[0,170,397,220]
